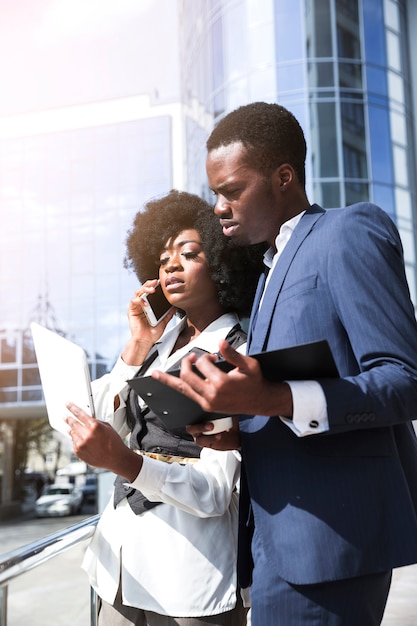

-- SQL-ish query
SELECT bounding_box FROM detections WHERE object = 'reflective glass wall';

[181,0,417,302]
[0,112,174,413]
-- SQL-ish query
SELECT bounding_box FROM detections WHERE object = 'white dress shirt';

[82,313,244,616]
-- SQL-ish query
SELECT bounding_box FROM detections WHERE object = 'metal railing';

[0,514,100,626]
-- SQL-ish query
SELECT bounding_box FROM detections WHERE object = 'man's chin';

[229,232,260,247]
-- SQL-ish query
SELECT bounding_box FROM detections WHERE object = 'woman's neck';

[173,304,226,352]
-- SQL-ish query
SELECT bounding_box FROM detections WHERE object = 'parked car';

[35,483,83,517]
[79,474,97,505]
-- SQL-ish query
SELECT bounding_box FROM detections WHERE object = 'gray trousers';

[98,589,248,626]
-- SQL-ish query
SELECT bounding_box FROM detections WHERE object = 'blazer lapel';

[247,270,268,347]
[249,206,325,354]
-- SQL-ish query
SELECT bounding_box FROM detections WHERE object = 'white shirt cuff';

[111,355,142,384]
[280,380,329,437]
[129,454,169,495]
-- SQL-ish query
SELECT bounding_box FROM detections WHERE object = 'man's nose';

[214,195,231,216]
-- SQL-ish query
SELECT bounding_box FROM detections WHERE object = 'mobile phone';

[141,283,174,327]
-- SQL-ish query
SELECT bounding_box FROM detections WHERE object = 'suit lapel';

[249,206,325,354]
[247,270,268,347]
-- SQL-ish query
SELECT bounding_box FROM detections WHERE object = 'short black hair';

[207,102,307,187]
[124,190,265,317]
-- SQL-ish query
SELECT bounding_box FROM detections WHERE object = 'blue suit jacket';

[240,202,417,585]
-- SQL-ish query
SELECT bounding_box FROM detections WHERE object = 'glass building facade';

[0,102,180,405]
[181,0,417,303]
[0,96,184,508]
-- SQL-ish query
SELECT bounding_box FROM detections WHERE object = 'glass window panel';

[372,184,395,217]
[308,61,335,88]
[398,228,415,264]
[310,0,332,57]
[22,389,43,402]
[228,79,250,110]
[337,26,360,60]
[393,145,408,187]
[0,337,17,363]
[388,71,404,104]
[279,64,306,92]
[390,110,407,146]
[320,182,341,209]
[95,235,126,273]
[0,369,18,387]
[345,182,369,206]
[0,389,17,402]
[248,0,273,22]
[225,4,247,78]
[71,242,94,275]
[250,66,277,103]
[405,265,417,306]
[211,16,225,116]
[338,62,362,89]
[22,337,37,364]
[275,0,304,61]
[69,292,94,325]
[343,144,366,179]
[384,0,399,32]
[316,102,339,177]
[336,0,358,21]
[395,188,412,220]
[22,367,41,386]
[368,106,393,184]
[248,21,275,67]
[341,101,365,136]
[386,31,401,72]
[362,0,386,66]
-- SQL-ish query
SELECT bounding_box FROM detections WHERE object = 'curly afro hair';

[124,190,265,318]
[207,101,307,187]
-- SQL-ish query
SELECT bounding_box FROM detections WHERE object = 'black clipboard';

[127,339,338,429]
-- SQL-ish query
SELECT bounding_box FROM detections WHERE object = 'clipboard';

[127,339,338,429]
[30,322,96,436]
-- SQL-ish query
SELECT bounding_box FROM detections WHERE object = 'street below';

[0,510,94,626]
[1,510,416,625]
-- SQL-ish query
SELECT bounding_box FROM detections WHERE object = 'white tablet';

[30,322,95,436]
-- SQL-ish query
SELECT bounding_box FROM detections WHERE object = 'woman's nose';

[163,253,182,271]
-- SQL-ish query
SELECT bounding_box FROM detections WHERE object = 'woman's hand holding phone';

[122,280,175,366]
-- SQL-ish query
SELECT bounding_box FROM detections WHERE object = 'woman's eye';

[159,257,169,266]
[182,251,198,259]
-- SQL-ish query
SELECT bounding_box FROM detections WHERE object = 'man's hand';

[64,403,142,482]
[152,339,293,420]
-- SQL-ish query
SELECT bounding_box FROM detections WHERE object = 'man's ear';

[274,163,294,190]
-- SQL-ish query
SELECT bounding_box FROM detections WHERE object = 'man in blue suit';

[153,102,417,625]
